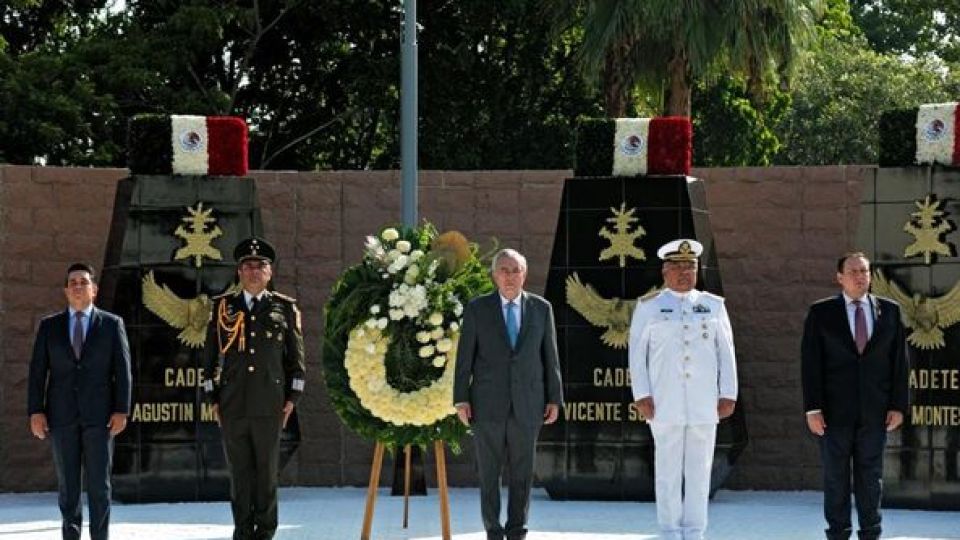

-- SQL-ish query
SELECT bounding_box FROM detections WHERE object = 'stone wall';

[0,164,869,493]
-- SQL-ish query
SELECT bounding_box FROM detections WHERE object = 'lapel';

[84,307,103,355]
[54,310,76,360]
[489,292,513,351]
[862,293,883,353]
[831,294,859,354]
[515,291,532,351]
[229,292,247,317]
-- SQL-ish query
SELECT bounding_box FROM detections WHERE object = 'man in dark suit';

[203,237,306,540]
[454,248,564,540]
[27,262,132,540]
[801,252,910,540]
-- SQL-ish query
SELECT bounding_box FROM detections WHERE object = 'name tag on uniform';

[660,308,673,313]
[693,304,711,313]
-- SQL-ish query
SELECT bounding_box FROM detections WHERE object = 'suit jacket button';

[250,348,256,354]
[248,365,255,372]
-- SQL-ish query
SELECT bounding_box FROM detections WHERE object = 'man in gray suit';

[454,248,564,540]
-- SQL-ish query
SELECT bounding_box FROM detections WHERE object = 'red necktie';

[854,300,867,354]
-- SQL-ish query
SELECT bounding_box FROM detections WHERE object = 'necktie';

[249,296,259,312]
[506,301,519,348]
[854,300,868,354]
[72,311,85,359]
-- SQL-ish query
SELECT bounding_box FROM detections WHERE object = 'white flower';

[382,228,399,241]
[427,259,440,277]
[449,321,460,331]
[403,303,421,318]
[416,331,432,343]
[376,318,388,330]
[365,343,376,354]
[410,249,424,261]
[370,305,381,315]
[387,249,401,261]
[431,327,444,340]
[389,309,404,320]
[365,318,378,329]
[364,236,385,259]
[419,345,435,358]
[432,355,446,368]
[436,338,453,353]
[396,240,412,253]
[453,302,463,317]
[387,254,409,274]
[429,312,444,326]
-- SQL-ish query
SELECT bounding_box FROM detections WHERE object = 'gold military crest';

[871,269,960,350]
[565,272,659,349]
[142,270,241,348]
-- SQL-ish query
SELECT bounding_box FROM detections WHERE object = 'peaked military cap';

[657,238,703,262]
[234,236,276,264]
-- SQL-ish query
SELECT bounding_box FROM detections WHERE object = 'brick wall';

[0,164,870,492]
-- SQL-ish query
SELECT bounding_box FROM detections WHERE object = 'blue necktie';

[506,301,519,348]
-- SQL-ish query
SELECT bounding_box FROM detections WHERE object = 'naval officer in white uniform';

[628,239,738,540]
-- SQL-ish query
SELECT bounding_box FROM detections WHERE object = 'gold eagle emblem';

[565,272,659,349]
[871,269,960,350]
[141,270,241,348]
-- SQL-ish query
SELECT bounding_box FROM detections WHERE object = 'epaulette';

[639,289,661,302]
[270,291,298,303]
[212,287,242,301]
[700,290,725,302]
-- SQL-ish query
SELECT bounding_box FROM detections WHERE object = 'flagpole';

[400,0,418,227]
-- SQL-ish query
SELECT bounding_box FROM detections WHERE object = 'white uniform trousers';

[650,422,717,540]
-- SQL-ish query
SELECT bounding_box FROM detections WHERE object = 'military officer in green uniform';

[203,237,306,540]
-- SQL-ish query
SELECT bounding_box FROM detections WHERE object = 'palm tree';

[546,0,820,117]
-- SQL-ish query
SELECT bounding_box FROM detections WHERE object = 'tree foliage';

[544,0,820,117]
[774,34,959,165]
[693,77,789,167]
[0,0,958,169]
[850,0,960,62]
[0,0,602,169]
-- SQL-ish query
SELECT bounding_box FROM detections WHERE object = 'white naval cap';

[657,239,703,262]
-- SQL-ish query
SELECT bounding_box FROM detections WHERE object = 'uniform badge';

[693,304,711,313]
[660,308,673,313]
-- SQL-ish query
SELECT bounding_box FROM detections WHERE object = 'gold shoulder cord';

[217,299,246,354]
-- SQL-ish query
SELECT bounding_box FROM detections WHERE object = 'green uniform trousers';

[222,414,283,540]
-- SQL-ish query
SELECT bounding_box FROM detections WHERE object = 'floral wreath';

[323,224,493,450]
